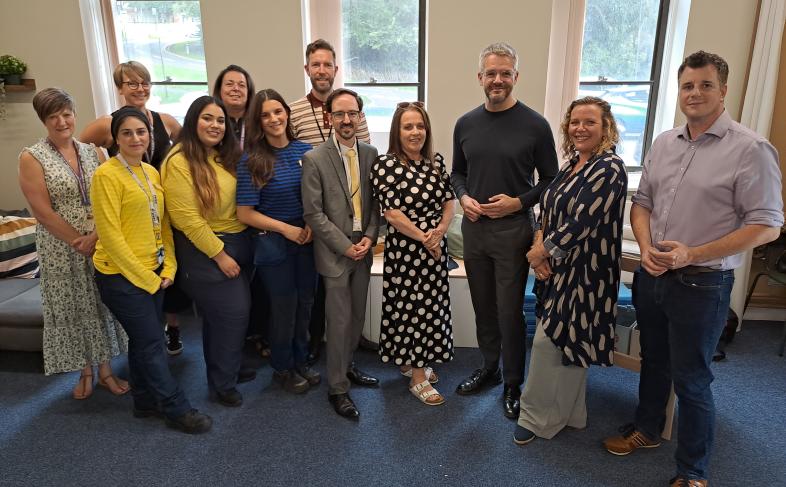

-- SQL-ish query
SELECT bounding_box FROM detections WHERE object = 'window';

[341,0,425,148]
[578,0,670,166]
[111,0,208,121]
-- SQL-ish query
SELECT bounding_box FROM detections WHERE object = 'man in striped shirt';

[290,39,371,148]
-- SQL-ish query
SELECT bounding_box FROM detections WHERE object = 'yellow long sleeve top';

[91,157,176,294]
[160,148,246,258]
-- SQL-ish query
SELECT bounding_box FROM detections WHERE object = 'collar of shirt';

[333,133,359,168]
[678,109,732,142]
[307,92,325,109]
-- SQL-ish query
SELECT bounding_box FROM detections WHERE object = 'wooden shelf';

[2,79,36,92]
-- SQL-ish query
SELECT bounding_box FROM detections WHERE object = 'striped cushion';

[0,216,39,278]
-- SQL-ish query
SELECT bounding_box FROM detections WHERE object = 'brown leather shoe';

[603,424,661,455]
[669,477,707,487]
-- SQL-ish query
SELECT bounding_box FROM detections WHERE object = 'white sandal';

[400,366,439,384]
[409,380,445,406]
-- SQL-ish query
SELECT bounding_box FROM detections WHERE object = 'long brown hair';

[166,96,241,218]
[243,89,295,187]
[559,96,620,159]
[387,103,436,172]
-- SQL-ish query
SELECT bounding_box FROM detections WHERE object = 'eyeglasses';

[396,101,425,109]
[122,81,152,90]
[481,70,516,80]
[331,110,360,120]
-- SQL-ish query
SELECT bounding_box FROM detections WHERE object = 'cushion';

[0,216,39,278]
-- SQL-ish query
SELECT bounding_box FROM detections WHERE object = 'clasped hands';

[460,194,522,222]
[283,224,313,245]
[641,240,694,276]
[421,227,445,260]
[526,232,552,281]
[344,237,373,261]
[70,233,98,257]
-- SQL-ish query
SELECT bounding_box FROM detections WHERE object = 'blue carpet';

[0,317,783,486]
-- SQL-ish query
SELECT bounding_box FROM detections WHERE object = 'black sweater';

[451,101,558,216]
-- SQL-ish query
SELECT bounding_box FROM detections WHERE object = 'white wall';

[0,0,96,211]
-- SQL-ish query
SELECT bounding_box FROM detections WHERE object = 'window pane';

[578,83,650,165]
[114,1,207,83]
[342,0,419,83]
[580,0,661,81]
[146,84,209,124]
[354,86,417,131]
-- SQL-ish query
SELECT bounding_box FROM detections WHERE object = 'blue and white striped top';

[236,140,312,222]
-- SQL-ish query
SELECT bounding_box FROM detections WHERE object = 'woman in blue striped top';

[236,89,319,394]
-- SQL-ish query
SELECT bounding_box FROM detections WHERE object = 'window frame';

[107,0,209,117]
[342,0,426,102]
[578,0,671,169]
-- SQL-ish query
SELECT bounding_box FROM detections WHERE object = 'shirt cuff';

[543,237,568,260]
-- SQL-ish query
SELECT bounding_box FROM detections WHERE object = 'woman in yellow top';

[161,96,251,407]
[91,107,211,434]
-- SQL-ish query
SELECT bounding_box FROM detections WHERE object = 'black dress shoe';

[238,368,257,384]
[165,409,213,434]
[306,342,321,366]
[329,393,359,419]
[503,384,521,419]
[347,364,379,387]
[455,367,502,395]
[215,388,243,407]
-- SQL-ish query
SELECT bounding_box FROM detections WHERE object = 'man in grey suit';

[301,88,380,419]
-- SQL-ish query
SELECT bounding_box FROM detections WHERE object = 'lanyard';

[239,119,245,148]
[46,138,90,208]
[310,103,331,142]
[117,154,165,264]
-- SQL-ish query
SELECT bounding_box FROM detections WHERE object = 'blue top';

[236,140,312,222]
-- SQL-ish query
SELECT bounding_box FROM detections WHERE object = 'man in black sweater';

[451,42,558,419]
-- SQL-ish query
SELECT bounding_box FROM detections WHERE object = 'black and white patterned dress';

[371,154,455,367]
[537,149,627,367]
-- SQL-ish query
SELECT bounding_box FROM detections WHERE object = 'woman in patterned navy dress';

[513,97,628,444]
[371,102,455,406]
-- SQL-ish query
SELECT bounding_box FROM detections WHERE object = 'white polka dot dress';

[370,154,455,367]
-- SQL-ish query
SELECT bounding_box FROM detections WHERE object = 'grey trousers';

[324,259,371,395]
[462,215,532,386]
[517,322,588,439]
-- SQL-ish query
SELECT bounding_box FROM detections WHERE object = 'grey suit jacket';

[301,138,380,278]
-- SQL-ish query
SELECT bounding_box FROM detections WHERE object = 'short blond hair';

[32,87,76,122]
[112,61,151,88]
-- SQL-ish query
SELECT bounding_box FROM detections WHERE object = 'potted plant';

[0,55,27,85]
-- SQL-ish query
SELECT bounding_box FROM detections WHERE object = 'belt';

[674,266,721,275]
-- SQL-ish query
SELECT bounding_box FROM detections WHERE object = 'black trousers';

[462,215,533,387]
[174,230,251,394]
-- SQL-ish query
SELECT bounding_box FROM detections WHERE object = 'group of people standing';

[18,35,783,487]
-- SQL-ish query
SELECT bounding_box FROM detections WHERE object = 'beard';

[311,76,334,96]
[484,83,512,105]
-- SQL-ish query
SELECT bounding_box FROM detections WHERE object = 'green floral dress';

[24,139,128,375]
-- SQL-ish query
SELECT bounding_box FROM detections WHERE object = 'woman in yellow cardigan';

[161,96,251,407]
[91,107,211,434]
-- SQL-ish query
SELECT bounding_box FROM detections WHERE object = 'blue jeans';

[632,268,734,480]
[95,270,191,419]
[255,240,316,372]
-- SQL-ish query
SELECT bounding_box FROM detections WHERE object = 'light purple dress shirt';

[632,110,783,270]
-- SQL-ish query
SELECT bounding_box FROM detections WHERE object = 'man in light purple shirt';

[603,51,783,487]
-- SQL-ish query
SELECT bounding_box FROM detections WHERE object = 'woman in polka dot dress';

[371,102,455,406]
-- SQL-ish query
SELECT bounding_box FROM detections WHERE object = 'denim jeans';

[255,239,316,372]
[632,268,734,480]
[95,270,191,419]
